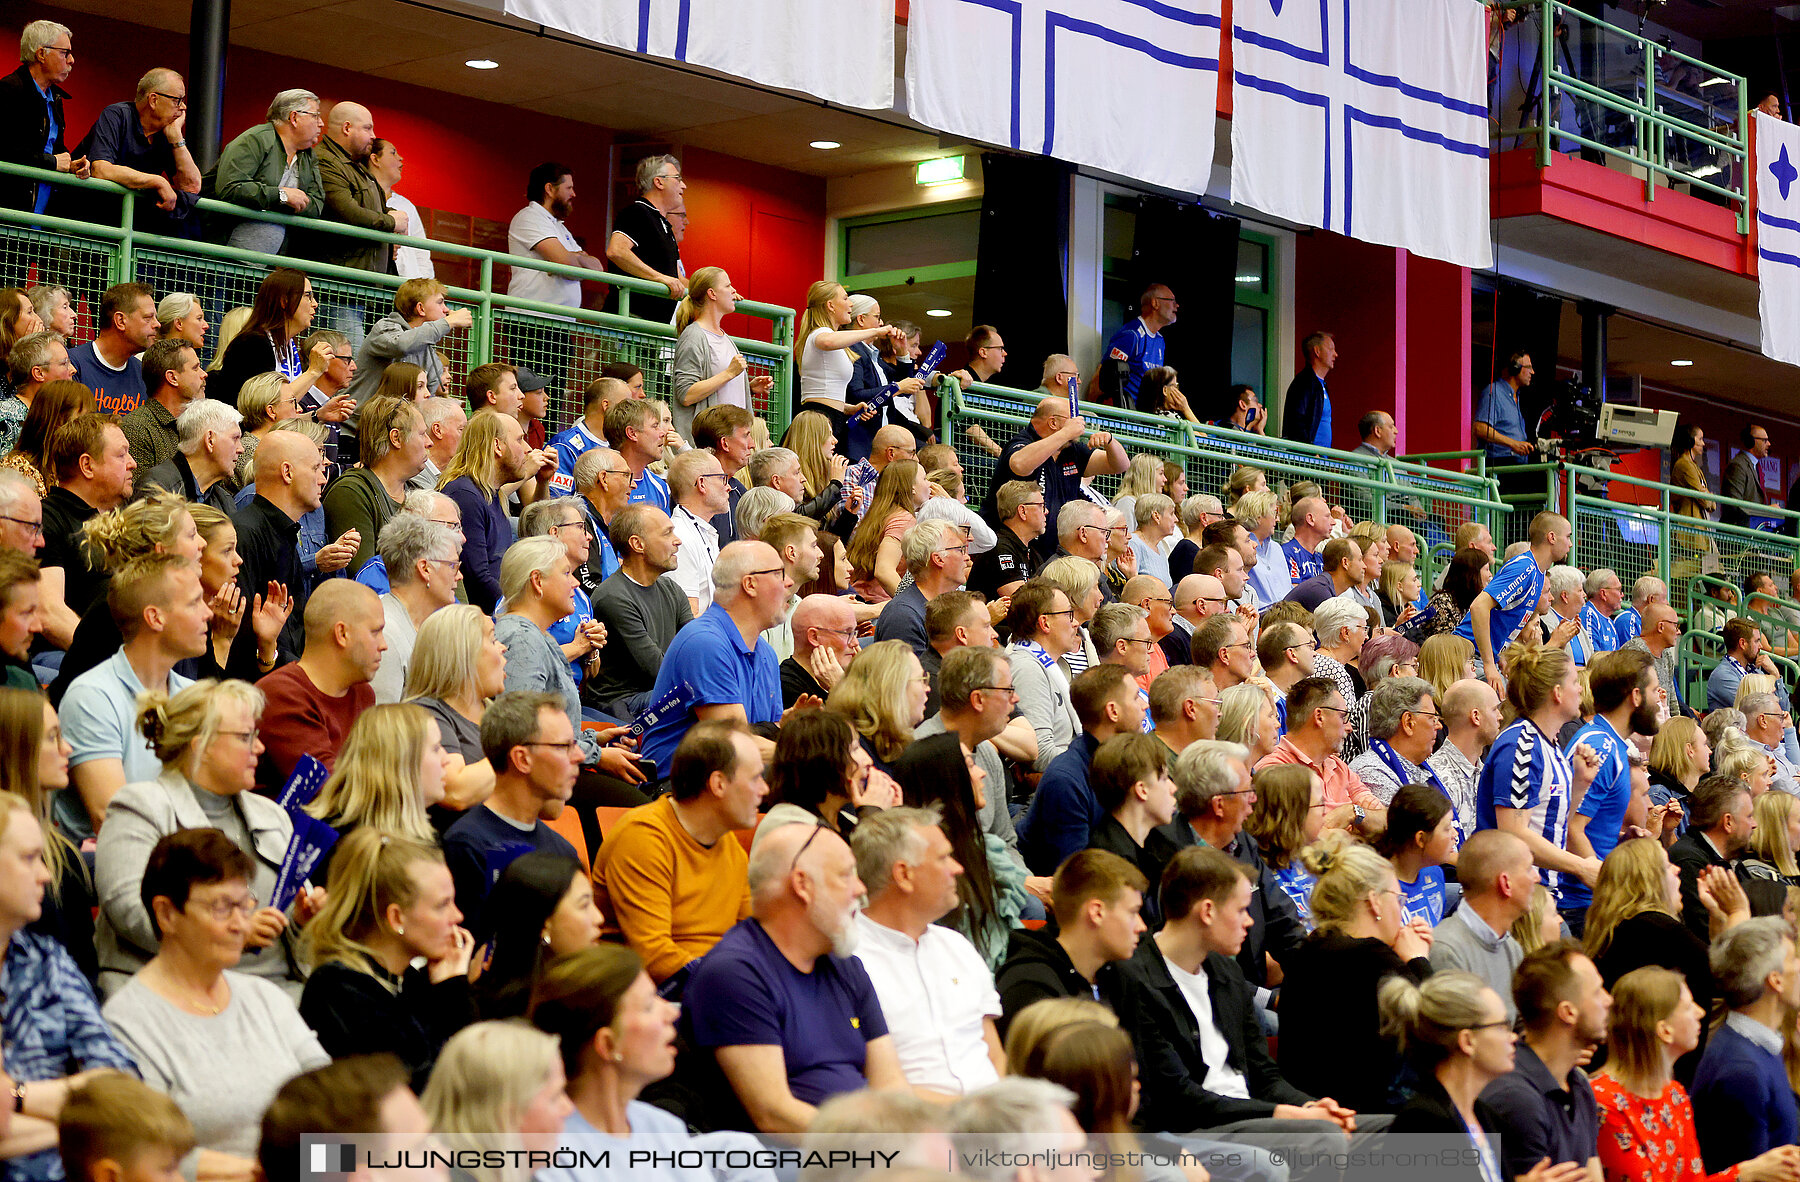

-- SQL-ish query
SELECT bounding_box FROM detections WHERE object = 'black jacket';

[1280,370,1328,446]
[298,956,480,1093]
[1146,821,1305,989]
[1087,815,1168,929]
[1669,830,1734,942]
[1389,1075,1502,1181]
[1109,938,1311,1132]
[1276,929,1432,1114]
[0,64,69,210]
[995,926,1111,1039]
[232,493,309,664]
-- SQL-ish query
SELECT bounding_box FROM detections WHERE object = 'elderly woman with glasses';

[102,829,329,1176]
[94,679,311,1001]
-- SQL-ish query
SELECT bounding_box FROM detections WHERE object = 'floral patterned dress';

[1592,1075,1740,1182]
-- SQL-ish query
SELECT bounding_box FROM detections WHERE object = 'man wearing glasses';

[1165,573,1228,669]
[668,450,731,617]
[1258,677,1384,830]
[74,66,201,236]
[605,153,687,322]
[213,89,327,255]
[0,20,88,213]
[1741,689,1799,797]
[874,519,971,661]
[970,479,1046,602]
[1089,284,1178,409]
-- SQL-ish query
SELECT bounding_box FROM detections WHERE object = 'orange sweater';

[591,796,751,982]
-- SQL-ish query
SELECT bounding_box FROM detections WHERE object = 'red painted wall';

[1403,253,1473,455]
[7,7,825,322]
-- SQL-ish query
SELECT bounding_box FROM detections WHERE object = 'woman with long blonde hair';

[671,267,776,442]
[1745,790,1800,884]
[0,688,92,977]
[845,458,927,601]
[795,280,901,439]
[404,605,508,815]
[826,638,930,769]
[305,704,447,875]
[1648,715,1709,833]
[781,409,849,504]
[1217,682,1279,765]
[1417,633,1476,703]
[1223,465,1266,502]
[298,829,476,1090]
[421,1022,572,1182]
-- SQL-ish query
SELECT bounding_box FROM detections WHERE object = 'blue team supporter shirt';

[1282,538,1323,583]
[1580,601,1619,654]
[1477,719,1575,902]
[1612,606,1642,644]
[684,918,888,1107]
[627,467,671,514]
[1104,318,1165,403]
[638,603,781,777]
[547,419,606,497]
[1398,866,1447,927]
[1562,715,1630,910]
[1456,553,1545,660]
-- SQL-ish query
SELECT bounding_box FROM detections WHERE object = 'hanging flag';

[1757,111,1800,367]
[1231,0,1492,269]
[906,0,1222,195]
[504,0,894,110]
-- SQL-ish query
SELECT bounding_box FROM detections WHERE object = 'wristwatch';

[1352,804,1367,834]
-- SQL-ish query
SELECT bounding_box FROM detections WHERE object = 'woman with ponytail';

[298,828,477,1091]
[1473,641,1603,918]
[795,280,904,442]
[671,268,774,443]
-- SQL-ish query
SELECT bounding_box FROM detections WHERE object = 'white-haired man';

[136,397,242,515]
[1612,574,1666,644]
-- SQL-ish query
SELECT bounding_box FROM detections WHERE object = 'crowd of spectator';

[4,16,1800,1182]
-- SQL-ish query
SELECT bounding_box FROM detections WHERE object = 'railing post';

[113,193,135,286]
[474,257,495,365]
[1659,489,1672,586]
[1539,1,1555,169]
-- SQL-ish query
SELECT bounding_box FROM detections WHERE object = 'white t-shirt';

[507,202,583,308]
[799,328,856,405]
[387,190,433,278]
[703,326,748,409]
[670,505,720,613]
[1163,954,1251,1099]
[853,913,1002,1095]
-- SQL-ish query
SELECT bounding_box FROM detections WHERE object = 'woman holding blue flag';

[94,679,314,1001]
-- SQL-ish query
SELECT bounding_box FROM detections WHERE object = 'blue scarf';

[1369,737,1464,844]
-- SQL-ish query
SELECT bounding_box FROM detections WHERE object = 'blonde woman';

[826,638,930,772]
[1744,791,1800,885]
[1039,554,1104,677]
[1378,560,1422,629]
[232,371,302,483]
[1510,884,1561,954]
[1648,715,1708,837]
[404,605,509,816]
[780,409,851,521]
[207,306,252,371]
[189,503,291,683]
[1217,682,1279,765]
[795,280,902,438]
[845,459,927,601]
[94,680,307,998]
[298,829,476,1091]
[422,1022,572,1182]
[1278,831,1434,1114]
[440,408,547,612]
[1110,453,1165,526]
[1715,734,1776,797]
[1418,633,1476,704]
[1223,465,1266,502]
[1003,996,1120,1076]
[672,267,776,440]
[304,703,448,876]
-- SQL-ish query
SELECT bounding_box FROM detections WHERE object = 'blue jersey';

[1398,866,1447,927]
[547,419,606,497]
[1456,552,1544,660]
[1104,318,1164,402]
[1612,606,1642,643]
[1272,863,1317,931]
[1581,601,1620,654]
[1563,715,1630,910]
[1282,537,1323,583]
[627,468,671,514]
[1476,718,1575,902]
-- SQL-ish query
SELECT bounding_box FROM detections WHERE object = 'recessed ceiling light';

[809,140,841,150]
[1234,274,1260,283]
[925,308,952,318]
[465,58,499,70]
[1671,359,1694,367]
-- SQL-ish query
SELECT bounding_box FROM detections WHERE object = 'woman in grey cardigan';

[670,268,774,442]
[339,277,474,452]
[94,679,307,1000]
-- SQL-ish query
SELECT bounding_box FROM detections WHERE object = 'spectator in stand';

[410,397,464,497]
[39,415,135,619]
[61,553,207,836]
[638,541,792,777]
[469,852,598,1019]
[507,162,604,310]
[752,512,820,660]
[1283,536,1361,614]
[996,850,1145,1034]
[778,410,853,527]
[309,102,404,275]
[1722,424,1774,525]
[1709,615,1788,713]
[558,448,627,596]
[1379,971,1520,1157]
[1475,350,1536,486]
[325,395,426,577]
[1670,422,1717,529]
[666,449,727,616]
[340,280,472,451]
[518,500,605,692]
[1559,649,1662,933]
[401,604,508,816]
[442,690,580,938]
[1149,664,1218,754]
[1018,665,1144,875]
[593,720,761,986]
[673,269,774,442]
[1428,829,1535,1024]
[1582,568,1624,654]
[838,424,918,529]
[547,379,623,498]
[368,138,431,278]
[846,459,929,603]
[27,287,73,342]
[209,89,330,255]
[0,331,74,458]
[207,270,335,413]
[605,155,687,322]
[440,409,535,612]
[70,66,200,236]
[1668,776,1758,941]
[1459,512,1568,693]
[1690,917,1800,1169]
[1280,332,1336,449]
[136,390,241,515]
[971,481,1047,603]
[57,1075,197,1182]
[298,829,476,1091]
[874,519,970,659]
[255,1058,430,1182]
[1377,782,1455,927]
[1613,574,1665,644]
[301,703,445,867]
[679,820,907,1133]
[67,285,154,417]
[1005,581,1082,771]
[1347,676,1442,810]
[1378,560,1424,630]
[605,399,670,514]
[229,429,325,665]
[1429,677,1501,840]
[93,677,304,997]
[254,579,382,790]
[694,403,757,543]
[1258,675,1383,829]
[1091,601,1156,709]
[588,504,689,719]
[118,339,200,474]
[779,593,855,708]
[1231,490,1291,609]
[1281,495,1332,585]
[1126,494,1176,589]
[154,292,207,353]
[980,401,1129,563]
[1190,613,1251,694]
[827,638,931,779]
[102,830,329,1172]
[2,20,89,214]
[1422,547,1490,639]
[1592,965,1800,1182]
[292,329,355,456]
[368,514,458,704]
[948,325,1008,393]
[1088,285,1177,408]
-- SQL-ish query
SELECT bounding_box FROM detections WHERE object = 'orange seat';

[1022,918,1047,930]
[545,807,590,872]
[735,827,755,853]
[594,806,634,841]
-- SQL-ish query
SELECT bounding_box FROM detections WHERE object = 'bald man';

[783,593,857,707]
[840,424,920,523]
[980,397,1128,559]
[233,430,331,667]
[255,579,385,790]
[1165,573,1228,668]
[313,100,407,274]
[1621,601,1686,717]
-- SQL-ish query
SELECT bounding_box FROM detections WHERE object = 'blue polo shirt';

[1475,379,1530,462]
[1456,552,1544,661]
[638,603,781,776]
[1104,317,1164,405]
[1562,714,1630,910]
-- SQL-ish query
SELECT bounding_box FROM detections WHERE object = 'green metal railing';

[1494,0,1750,231]
[941,383,1507,556]
[0,160,798,436]
[1679,574,1800,712]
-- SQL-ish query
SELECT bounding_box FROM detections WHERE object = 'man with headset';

[1476,350,1536,499]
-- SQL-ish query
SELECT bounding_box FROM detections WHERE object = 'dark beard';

[1629,702,1661,737]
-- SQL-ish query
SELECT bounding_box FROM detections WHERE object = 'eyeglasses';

[1219,641,1253,652]
[428,518,462,530]
[296,109,323,120]
[41,45,73,58]
[1286,641,1317,653]
[0,515,43,536]
[788,822,827,877]
[1039,608,1076,618]
[746,567,788,581]
[659,172,684,184]
[216,728,260,746]
[975,685,1020,698]
[524,739,582,755]
[330,352,354,362]
[819,625,859,641]
[189,893,259,921]
[939,544,970,556]
[1195,596,1228,606]
[1405,707,1443,724]
[694,472,730,485]
[1139,595,1173,606]
[152,91,188,107]
[1120,637,1159,648]
[1316,705,1351,717]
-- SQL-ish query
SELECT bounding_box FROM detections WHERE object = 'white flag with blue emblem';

[906,0,1222,195]
[1756,111,1800,367]
[1231,0,1491,268]
[503,0,893,110]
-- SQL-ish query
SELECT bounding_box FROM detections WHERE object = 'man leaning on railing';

[0,20,88,213]
[206,89,326,255]
[68,67,201,238]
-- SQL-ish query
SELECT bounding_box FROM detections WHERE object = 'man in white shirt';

[851,806,1004,1099]
[668,449,728,616]
[1742,691,1800,796]
[508,162,605,308]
